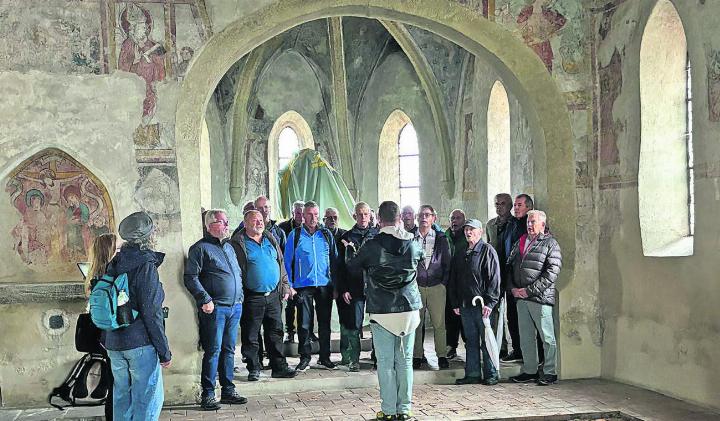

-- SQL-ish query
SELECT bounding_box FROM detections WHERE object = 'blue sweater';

[184,235,244,307]
[105,244,172,363]
[284,226,337,289]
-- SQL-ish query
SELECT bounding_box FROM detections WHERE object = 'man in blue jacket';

[284,200,338,371]
[184,209,246,410]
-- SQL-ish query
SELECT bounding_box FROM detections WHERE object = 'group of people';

[84,191,562,421]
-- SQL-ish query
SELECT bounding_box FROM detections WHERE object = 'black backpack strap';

[48,353,92,410]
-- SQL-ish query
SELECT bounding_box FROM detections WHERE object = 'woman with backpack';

[104,212,172,420]
[86,232,119,420]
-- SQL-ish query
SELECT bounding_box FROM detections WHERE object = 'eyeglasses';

[211,220,229,226]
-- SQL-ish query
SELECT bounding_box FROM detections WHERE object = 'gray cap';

[463,219,483,230]
[119,211,155,241]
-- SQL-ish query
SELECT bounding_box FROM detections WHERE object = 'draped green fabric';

[277,149,355,229]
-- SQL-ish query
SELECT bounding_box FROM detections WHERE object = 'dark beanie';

[119,211,155,241]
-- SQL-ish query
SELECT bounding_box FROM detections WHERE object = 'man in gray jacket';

[507,210,562,386]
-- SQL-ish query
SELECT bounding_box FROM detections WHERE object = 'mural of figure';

[599,48,623,165]
[707,49,720,122]
[63,185,91,260]
[7,149,114,271]
[119,3,166,123]
[463,113,478,192]
[517,0,567,72]
[174,46,194,79]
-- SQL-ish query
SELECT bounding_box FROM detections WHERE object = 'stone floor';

[3,331,719,420]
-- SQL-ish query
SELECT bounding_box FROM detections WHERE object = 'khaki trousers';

[413,284,447,358]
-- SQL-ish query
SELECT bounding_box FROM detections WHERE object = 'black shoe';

[455,376,481,385]
[310,333,319,342]
[412,357,423,369]
[501,351,523,363]
[296,357,311,372]
[272,367,298,378]
[482,376,499,386]
[247,370,261,381]
[537,374,558,386]
[348,361,360,372]
[396,413,416,420]
[446,347,457,360]
[284,332,295,343]
[200,395,221,411]
[510,372,539,383]
[220,390,248,405]
[317,359,337,369]
[375,411,395,420]
[438,357,450,369]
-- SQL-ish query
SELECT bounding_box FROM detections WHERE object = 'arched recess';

[199,118,211,210]
[267,110,315,207]
[487,80,511,217]
[176,0,577,318]
[4,148,115,272]
[638,0,693,256]
[378,109,412,205]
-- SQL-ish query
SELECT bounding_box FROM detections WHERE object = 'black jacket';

[183,235,244,307]
[449,240,501,310]
[346,229,422,314]
[507,233,562,306]
[415,228,451,287]
[105,244,171,363]
[229,228,290,297]
[278,218,301,236]
[337,225,378,298]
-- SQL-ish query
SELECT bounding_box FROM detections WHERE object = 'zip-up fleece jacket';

[184,235,244,307]
[448,240,500,310]
[105,244,172,363]
[507,233,562,306]
[415,228,451,287]
[229,228,290,297]
[284,225,338,289]
[337,225,378,298]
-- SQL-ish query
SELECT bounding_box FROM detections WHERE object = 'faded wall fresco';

[599,48,623,165]
[5,149,114,268]
[707,49,720,122]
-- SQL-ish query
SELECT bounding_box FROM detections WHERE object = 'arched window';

[278,126,300,170]
[398,123,421,211]
[487,80,511,218]
[638,0,693,256]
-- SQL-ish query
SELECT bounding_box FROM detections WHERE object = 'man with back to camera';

[184,209,247,410]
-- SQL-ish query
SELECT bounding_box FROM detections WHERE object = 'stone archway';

[176,0,578,370]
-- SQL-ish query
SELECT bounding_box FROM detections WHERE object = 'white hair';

[527,209,547,223]
[204,208,227,228]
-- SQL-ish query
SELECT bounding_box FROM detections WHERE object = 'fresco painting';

[708,49,720,122]
[517,0,567,72]
[6,149,114,267]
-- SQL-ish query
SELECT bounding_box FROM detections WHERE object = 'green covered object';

[277,149,355,230]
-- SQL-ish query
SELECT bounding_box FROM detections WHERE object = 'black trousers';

[445,295,465,348]
[285,295,315,336]
[240,290,287,372]
[296,286,332,360]
[505,290,521,353]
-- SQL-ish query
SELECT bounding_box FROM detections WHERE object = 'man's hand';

[343,292,352,305]
[482,306,492,318]
[160,360,172,368]
[201,301,215,314]
[511,288,528,299]
[453,308,460,316]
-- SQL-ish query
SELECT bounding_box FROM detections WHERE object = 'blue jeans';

[460,306,498,379]
[371,322,415,416]
[198,303,242,398]
[108,345,164,421]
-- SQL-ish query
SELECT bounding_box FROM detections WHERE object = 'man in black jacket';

[508,210,562,386]
[278,200,305,342]
[184,209,247,410]
[230,210,297,381]
[449,219,500,385]
[336,202,377,372]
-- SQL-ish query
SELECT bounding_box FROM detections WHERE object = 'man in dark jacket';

[508,210,562,386]
[412,205,451,370]
[254,196,286,248]
[346,201,423,421]
[106,211,171,420]
[323,207,347,240]
[230,210,296,381]
[184,209,246,410]
[449,219,500,385]
[278,200,305,342]
[336,202,377,372]
[444,208,467,360]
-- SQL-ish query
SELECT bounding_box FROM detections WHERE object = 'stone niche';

[2,148,114,299]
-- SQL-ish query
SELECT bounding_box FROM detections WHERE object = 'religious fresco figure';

[6,149,114,271]
[118,3,166,147]
[517,0,567,72]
